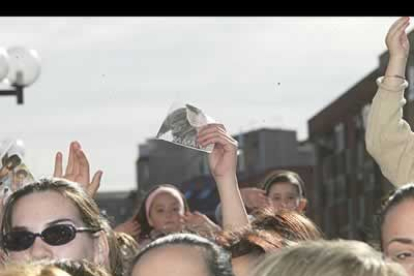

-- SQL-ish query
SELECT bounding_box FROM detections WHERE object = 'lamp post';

[0,46,41,105]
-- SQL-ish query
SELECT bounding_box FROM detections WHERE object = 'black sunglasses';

[1,224,101,252]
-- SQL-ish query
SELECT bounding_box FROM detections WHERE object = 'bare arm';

[198,123,249,230]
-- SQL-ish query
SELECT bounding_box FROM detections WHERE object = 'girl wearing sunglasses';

[0,178,123,276]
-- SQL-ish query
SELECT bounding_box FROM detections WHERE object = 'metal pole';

[0,87,24,105]
[16,86,23,105]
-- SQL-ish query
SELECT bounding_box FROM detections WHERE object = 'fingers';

[183,212,194,221]
[394,18,410,38]
[76,149,90,182]
[66,141,79,176]
[183,211,203,224]
[193,211,203,216]
[128,221,141,234]
[388,17,409,34]
[71,145,81,179]
[387,17,410,41]
[131,227,141,236]
[197,123,238,150]
[257,195,269,207]
[115,220,141,235]
[53,152,63,177]
[198,129,237,148]
[198,123,226,136]
[88,170,103,197]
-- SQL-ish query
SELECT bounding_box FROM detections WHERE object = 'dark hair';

[131,233,234,276]
[262,170,306,198]
[250,208,323,242]
[0,178,123,276]
[377,183,414,250]
[134,184,189,242]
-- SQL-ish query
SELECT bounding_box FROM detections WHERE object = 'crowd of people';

[0,16,413,276]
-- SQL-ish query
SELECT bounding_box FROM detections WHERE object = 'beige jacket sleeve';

[365,76,412,187]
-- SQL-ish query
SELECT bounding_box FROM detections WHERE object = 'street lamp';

[0,46,41,105]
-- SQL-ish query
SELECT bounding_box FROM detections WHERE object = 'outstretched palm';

[53,141,102,197]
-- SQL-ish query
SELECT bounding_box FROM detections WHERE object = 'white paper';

[156,102,215,153]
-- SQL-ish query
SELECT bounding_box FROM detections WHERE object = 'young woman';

[0,178,123,276]
[365,17,412,187]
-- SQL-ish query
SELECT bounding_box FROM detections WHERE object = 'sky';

[0,16,406,192]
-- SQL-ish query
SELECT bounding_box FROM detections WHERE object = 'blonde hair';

[253,239,407,276]
[0,260,111,276]
[0,262,71,276]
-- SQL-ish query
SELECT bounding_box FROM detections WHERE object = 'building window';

[120,207,127,216]
[139,165,149,188]
[201,156,210,175]
[336,175,346,202]
[322,156,332,182]
[363,173,374,192]
[345,148,353,175]
[347,198,354,239]
[335,123,345,153]
[357,140,364,167]
[326,180,335,206]
[359,195,365,223]
[324,206,331,235]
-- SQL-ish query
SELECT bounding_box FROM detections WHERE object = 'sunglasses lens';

[3,231,34,251]
[42,225,76,246]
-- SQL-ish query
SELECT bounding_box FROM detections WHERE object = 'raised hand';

[197,123,249,229]
[240,187,270,210]
[197,123,238,180]
[114,218,141,240]
[53,141,103,197]
[386,17,410,59]
[183,211,221,235]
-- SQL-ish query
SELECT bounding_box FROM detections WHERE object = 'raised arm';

[365,17,412,186]
[198,123,249,230]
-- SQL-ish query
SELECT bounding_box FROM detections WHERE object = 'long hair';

[134,184,189,241]
[0,178,123,276]
[0,259,111,276]
[0,262,71,276]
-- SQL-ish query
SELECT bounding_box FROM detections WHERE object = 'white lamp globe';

[0,48,10,82]
[5,46,41,87]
